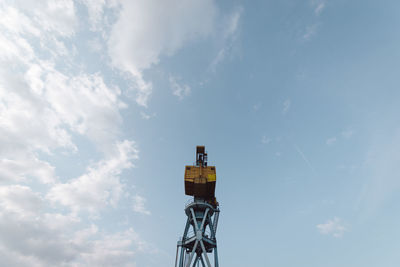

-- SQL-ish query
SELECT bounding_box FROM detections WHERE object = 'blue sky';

[1,0,400,266]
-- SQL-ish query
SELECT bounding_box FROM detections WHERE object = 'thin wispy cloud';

[133,195,151,215]
[261,135,272,144]
[326,137,337,145]
[209,6,243,73]
[341,129,354,139]
[356,129,400,217]
[303,23,319,41]
[326,129,354,146]
[317,217,347,238]
[283,99,291,114]
[253,103,262,111]
[302,0,326,41]
[312,0,326,16]
[169,75,191,100]
[140,111,156,120]
[293,144,316,174]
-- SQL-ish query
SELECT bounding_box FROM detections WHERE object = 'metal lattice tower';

[175,200,220,267]
[175,146,220,267]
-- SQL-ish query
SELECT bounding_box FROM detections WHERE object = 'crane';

[175,146,220,267]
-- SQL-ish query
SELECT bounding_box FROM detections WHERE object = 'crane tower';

[175,146,220,267]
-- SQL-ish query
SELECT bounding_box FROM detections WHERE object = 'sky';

[1,0,400,266]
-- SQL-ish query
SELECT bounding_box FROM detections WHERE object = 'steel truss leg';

[213,246,219,267]
[199,255,206,267]
[186,240,198,267]
[200,240,212,267]
[175,244,179,267]
[193,255,200,266]
[178,217,191,267]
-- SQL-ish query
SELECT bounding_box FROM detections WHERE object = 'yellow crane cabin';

[184,146,218,207]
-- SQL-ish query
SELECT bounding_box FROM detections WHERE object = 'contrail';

[293,144,316,175]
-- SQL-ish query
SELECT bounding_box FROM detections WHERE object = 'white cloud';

[11,0,77,37]
[283,99,291,114]
[0,0,128,170]
[87,37,103,53]
[0,185,42,215]
[109,0,216,70]
[133,195,151,215]
[0,185,78,265]
[0,62,127,181]
[75,228,145,267]
[0,1,155,265]
[80,0,107,31]
[44,71,126,149]
[326,137,337,145]
[169,75,191,100]
[47,140,138,215]
[0,169,149,267]
[0,156,55,184]
[0,3,78,186]
[140,111,156,120]
[108,0,217,106]
[0,6,40,36]
[317,217,347,237]
[0,199,145,266]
